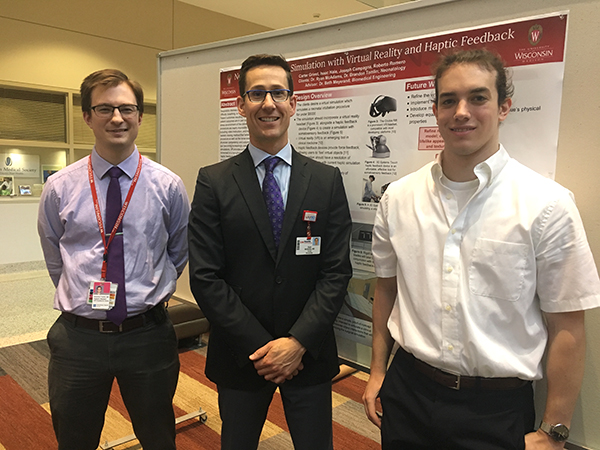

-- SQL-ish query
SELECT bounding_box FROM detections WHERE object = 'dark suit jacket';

[188,147,352,390]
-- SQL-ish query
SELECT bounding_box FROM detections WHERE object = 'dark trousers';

[47,314,180,450]
[379,351,535,450]
[218,380,334,450]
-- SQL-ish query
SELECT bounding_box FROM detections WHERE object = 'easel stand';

[100,407,208,450]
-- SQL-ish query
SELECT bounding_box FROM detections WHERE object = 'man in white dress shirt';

[362,49,600,450]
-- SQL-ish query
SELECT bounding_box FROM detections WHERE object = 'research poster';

[218,12,568,368]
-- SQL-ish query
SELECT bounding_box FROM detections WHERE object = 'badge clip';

[303,210,317,239]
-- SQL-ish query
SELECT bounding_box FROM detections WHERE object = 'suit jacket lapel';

[232,148,278,260]
[278,149,311,263]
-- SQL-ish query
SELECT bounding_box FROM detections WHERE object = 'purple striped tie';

[262,157,285,248]
[105,167,127,325]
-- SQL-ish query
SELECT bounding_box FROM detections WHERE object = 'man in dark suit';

[188,54,352,450]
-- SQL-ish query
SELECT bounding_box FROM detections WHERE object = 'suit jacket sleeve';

[188,166,274,364]
[288,166,352,359]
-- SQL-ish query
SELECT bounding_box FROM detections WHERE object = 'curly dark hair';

[432,49,513,106]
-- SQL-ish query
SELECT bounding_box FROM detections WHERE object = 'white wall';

[3,202,44,263]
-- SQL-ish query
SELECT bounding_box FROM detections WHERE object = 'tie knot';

[263,156,281,173]
[108,167,123,179]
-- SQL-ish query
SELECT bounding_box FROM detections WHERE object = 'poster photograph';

[42,165,62,183]
[0,176,14,196]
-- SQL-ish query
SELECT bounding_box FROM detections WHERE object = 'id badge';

[89,281,117,310]
[296,236,321,255]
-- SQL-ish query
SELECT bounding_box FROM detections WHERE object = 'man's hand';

[525,429,565,450]
[249,337,306,384]
[526,310,585,450]
[362,277,397,429]
[362,372,384,428]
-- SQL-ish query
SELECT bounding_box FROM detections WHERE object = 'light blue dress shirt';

[38,147,190,319]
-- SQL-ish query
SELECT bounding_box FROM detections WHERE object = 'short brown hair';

[239,54,293,96]
[80,69,144,114]
[432,49,513,106]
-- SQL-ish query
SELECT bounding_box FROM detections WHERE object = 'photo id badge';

[296,236,321,255]
[89,281,118,310]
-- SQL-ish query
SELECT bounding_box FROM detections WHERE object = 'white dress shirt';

[373,145,600,380]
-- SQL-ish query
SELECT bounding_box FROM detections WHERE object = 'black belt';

[60,304,165,333]
[398,346,530,391]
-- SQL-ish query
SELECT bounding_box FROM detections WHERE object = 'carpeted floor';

[0,338,381,449]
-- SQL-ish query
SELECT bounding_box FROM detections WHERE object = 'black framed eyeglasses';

[243,89,291,103]
[91,104,139,118]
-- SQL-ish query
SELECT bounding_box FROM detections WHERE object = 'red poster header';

[220,14,567,100]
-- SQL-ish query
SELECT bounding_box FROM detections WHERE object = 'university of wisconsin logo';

[528,25,543,46]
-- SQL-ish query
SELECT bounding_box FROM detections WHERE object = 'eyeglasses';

[243,89,291,103]
[91,104,139,118]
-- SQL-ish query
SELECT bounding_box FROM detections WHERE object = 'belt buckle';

[451,373,461,390]
[98,321,122,333]
[442,368,461,390]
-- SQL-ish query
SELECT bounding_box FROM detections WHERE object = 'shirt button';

[446,266,453,273]
[275,276,283,284]
[451,228,457,235]
[445,304,452,312]
[447,344,454,351]
[446,193,452,200]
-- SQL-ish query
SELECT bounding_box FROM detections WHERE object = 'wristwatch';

[539,421,570,442]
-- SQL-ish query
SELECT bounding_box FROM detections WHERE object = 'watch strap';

[539,421,569,442]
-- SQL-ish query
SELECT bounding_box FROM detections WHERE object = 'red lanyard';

[88,153,142,280]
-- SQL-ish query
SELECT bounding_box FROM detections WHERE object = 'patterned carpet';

[0,339,381,449]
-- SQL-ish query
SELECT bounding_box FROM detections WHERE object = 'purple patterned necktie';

[105,167,127,325]
[262,156,285,248]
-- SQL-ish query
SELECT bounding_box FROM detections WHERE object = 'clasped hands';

[249,336,306,385]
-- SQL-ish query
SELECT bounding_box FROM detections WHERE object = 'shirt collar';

[248,142,292,168]
[431,154,444,185]
[473,144,510,187]
[92,146,140,179]
[431,144,510,188]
